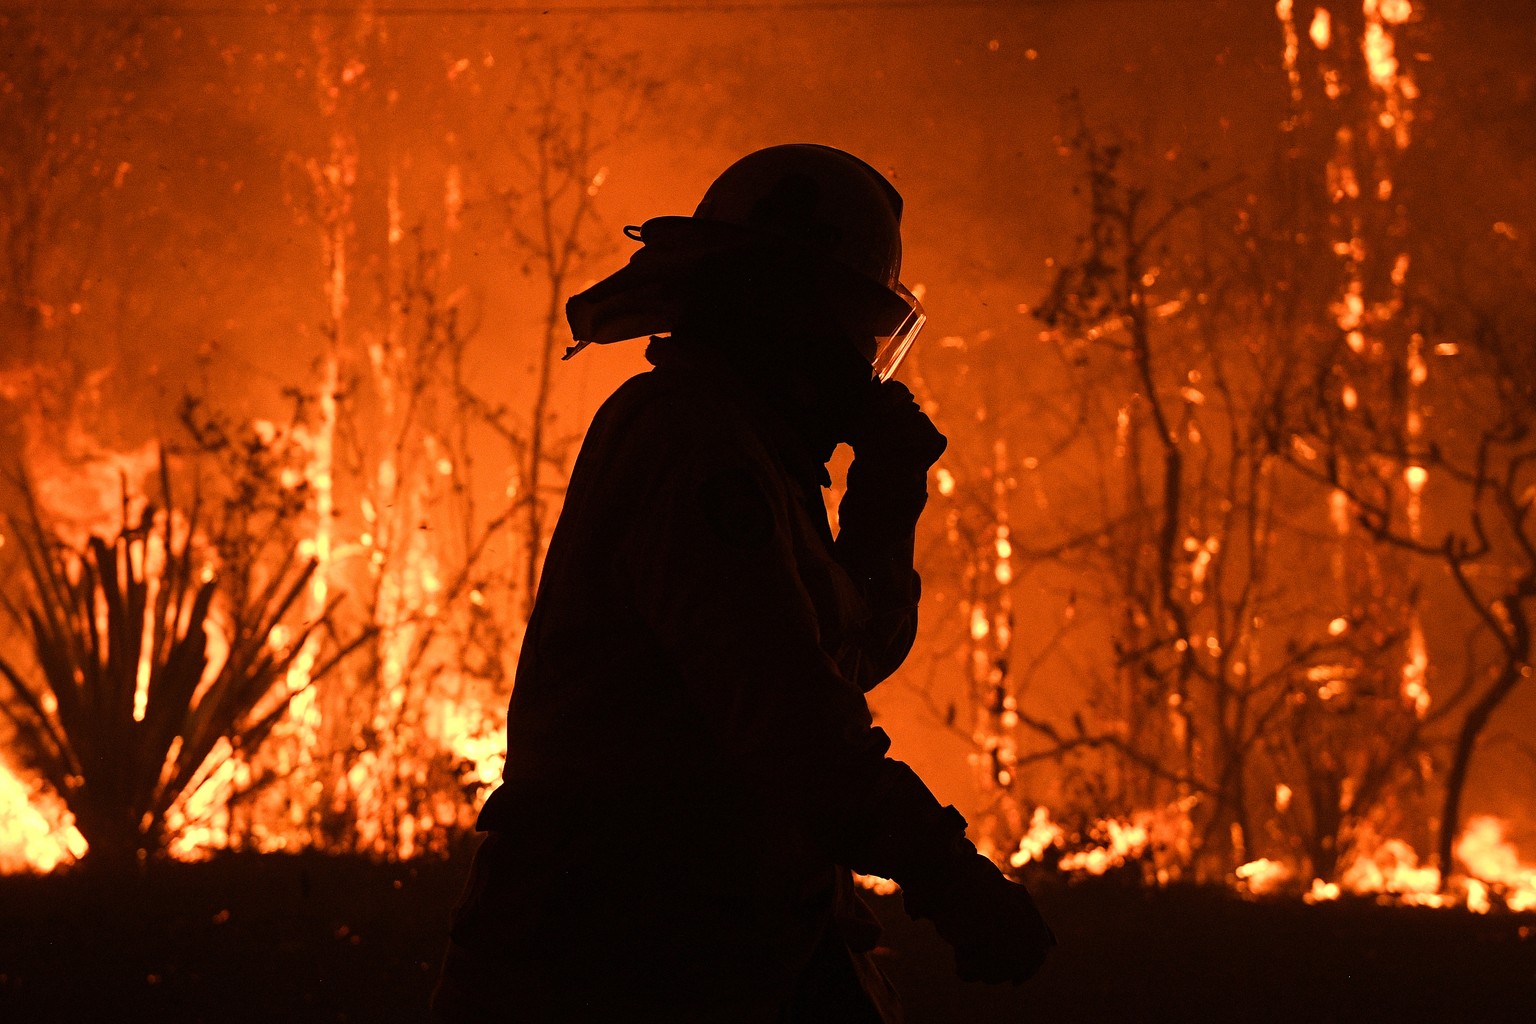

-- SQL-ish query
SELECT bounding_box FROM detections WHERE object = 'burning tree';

[195,16,663,860]
[1269,0,1536,893]
[1020,111,1427,881]
[1311,277,1536,895]
[900,314,1101,862]
[893,0,1501,894]
[219,12,521,859]
[1290,171,1536,889]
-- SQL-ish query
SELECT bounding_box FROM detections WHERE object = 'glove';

[831,760,1054,984]
[902,843,1056,985]
[840,380,948,538]
[844,379,948,473]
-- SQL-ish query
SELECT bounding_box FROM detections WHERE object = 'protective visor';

[871,282,927,382]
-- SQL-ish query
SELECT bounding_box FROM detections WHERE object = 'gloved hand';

[903,845,1056,985]
[844,379,948,473]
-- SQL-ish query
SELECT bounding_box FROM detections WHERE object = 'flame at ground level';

[985,805,1536,915]
[1274,817,1536,914]
[1456,817,1536,914]
[8,759,1536,920]
[0,760,86,874]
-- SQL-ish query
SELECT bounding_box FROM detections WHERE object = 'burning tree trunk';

[1300,318,1536,887]
[1438,565,1533,882]
[1277,0,1536,890]
[244,14,525,858]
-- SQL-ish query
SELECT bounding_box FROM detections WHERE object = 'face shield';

[870,282,927,382]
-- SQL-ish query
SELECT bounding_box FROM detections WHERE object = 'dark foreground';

[2,849,1532,1023]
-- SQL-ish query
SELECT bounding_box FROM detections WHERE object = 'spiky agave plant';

[0,464,356,872]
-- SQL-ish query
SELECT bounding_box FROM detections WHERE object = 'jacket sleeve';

[833,455,927,691]
[612,401,964,879]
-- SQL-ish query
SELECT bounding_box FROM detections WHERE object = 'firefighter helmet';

[565,144,926,382]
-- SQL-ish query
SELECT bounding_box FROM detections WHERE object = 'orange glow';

[1236,857,1292,895]
[1305,878,1342,903]
[1308,7,1332,50]
[1057,816,1150,875]
[1276,0,1304,105]
[853,872,900,896]
[1338,828,1446,907]
[1456,817,1536,914]
[0,759,87,874]
[1007,806,1067,869]
[0,9,1530,960]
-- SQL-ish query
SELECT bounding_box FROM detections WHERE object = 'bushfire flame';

[0,759,86,874]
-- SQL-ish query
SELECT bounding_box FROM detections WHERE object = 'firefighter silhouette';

[433,145,1054,1023]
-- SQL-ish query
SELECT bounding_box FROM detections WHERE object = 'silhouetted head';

[565,144,926,394]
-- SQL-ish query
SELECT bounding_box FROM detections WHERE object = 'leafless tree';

[1290,244,1536,885]
[975,108,1428,881]
[485,29,660,618]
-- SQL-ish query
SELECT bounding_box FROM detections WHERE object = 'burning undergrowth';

[0,0,1533,936]
[852,803,1536,917]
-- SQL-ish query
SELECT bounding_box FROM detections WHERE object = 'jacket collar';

[644,335,834,493]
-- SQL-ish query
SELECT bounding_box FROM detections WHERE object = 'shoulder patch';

[698,467,776,551]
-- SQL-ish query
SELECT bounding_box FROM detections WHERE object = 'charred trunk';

[1436,655,1525,885]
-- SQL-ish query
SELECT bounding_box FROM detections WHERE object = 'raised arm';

[834,379,948,690]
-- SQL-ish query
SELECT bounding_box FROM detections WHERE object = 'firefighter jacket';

[443,337,961,1020]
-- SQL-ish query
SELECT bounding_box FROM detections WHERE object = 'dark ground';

[1,849,1532,1023]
